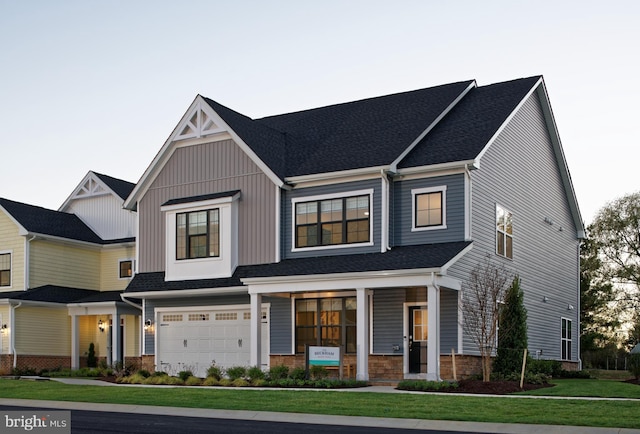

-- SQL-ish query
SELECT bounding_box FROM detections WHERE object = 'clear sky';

[1,0,638,224]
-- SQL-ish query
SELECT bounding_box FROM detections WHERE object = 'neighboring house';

[0,171,139,373]
[123,76,584,381]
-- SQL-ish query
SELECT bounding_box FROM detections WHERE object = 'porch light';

[1,324,6,333]
[98,319,106,333]
[144,319,152,330]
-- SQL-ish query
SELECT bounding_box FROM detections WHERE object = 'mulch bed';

[440,379,553,394]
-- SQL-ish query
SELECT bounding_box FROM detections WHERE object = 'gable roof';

[59,170,135,212]
[93,172,136,201]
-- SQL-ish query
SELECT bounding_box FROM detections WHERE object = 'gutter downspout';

[577,240,582,370]
[11,302,22,368]
[380,169,390,252]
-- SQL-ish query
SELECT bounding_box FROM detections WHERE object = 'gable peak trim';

[174,98,226,141]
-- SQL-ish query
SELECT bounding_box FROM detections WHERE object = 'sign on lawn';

[308,346,340,366]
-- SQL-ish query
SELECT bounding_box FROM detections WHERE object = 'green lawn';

[0,379,639,429]
[519,378,640,399]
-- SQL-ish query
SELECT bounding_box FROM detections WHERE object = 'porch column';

[112,312,122,365]
[427,283,440,381]
[356,287,369,381]
[250,292,262,368]
[71,315,79,369]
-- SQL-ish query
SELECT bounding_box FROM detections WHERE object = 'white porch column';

[427,283,440,381]
[71,315,79,369]
[250,292,262,367]
[112,312,122,364]
[356,287,369,381]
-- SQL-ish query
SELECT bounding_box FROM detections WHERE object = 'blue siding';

[440,289,458,353]
[282,179,382,259]
[448,93,580,361]
[393,174,466,246]
[269,297,292,354]
[372,288,405,355]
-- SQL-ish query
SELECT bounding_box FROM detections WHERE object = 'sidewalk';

[1,377,638,434]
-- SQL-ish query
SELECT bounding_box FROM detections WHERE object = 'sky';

[0,0,638,225]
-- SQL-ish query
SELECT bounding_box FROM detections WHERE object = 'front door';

[408,306,428,374]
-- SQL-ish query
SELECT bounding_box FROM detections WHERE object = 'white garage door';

[156,306,269,377]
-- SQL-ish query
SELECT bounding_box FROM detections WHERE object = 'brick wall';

[0,354,11,375]
[13,355,71,373]
[440,354,484,380]
[141,355,155,372]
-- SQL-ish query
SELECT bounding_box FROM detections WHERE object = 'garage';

[156,306,269,377]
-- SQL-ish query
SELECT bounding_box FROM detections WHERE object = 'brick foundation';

[9,355,71,374]
[141,355,155,372]
[0,354,12,375]
[439,354,484,380]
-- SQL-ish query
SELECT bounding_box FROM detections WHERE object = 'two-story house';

[0,171,140,373]
[123,76,583,381]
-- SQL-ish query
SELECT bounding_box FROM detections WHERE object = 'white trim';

[403,301,427,378]
[411,186,447,232]
[391,80,476,171]
[286,166,389,187]
[464,165,472,240]
[291,189,374,253]
[118,258,134,280]
[160,191,240,213]
[275,185,281,262]
[395,160,477,180]
[122,286,248,300]
[495,204,513,260]
[561,317,573,361]
[380,173,390,252]
[59,171,123,212]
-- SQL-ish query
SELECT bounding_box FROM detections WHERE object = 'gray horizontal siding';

[138,139,276,273]
[282,179,382,259]
[448,92,580,361]
[393,174,466,246]
[372,288,405,355]
[269,297,292,354]
[440,289,458,353]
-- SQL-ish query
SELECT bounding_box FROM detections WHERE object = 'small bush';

[152,371,169,377]
[185,376,202,386]
[252,378,267,387]
[232,378,250,387]
[166,376,185,385]
[87,343,97,368]
[309,365,328,380]
[247,366,265,381]
[206,364,223,380]
[126,373,148,384]
[219,378,233,387]
[527,359,563,377]
[226,366,247,380]
[136,369,151,378]
[202,377,219,386]
[557,369,591,379]
[268,365,289,380]
[178,370,193,381]
[397,380,459,392]
[290,367,307,380]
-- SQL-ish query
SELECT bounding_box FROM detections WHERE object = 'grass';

[519,378,640,399]
[0,379,639,429]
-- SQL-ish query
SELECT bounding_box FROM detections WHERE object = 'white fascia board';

[59,171,116,212]
[124,96,283,210]
[535,80,585,239]
[440,243,473,274]
[160,191,240,212]
[243,268,442,295]
[285,166,390,188]
[7,299,68,308]
[0,205,28,236]
[23,232,104,250]
[394,160,477,180]
[474,77,542,164]
[121,286,248,300]
[391,80,477,172]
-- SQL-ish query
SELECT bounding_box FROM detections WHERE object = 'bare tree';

[460,255,513,382]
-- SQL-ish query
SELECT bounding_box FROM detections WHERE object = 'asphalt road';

[0,405,473,434]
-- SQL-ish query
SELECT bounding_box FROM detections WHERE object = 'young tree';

[492,276,528,377]
[460,255,512,382]
[589,191,640,310]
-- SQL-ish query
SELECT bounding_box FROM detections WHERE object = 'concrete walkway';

[1,377,638,434]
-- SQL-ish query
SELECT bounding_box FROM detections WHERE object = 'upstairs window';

[295,194,370,248]
[176,209,220,259]
[0,253,10,287]
[496,205,513,259]
[412,186,446,231]
[119,260,133,279]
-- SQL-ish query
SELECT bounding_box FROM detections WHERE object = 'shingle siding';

[448,92,580,361]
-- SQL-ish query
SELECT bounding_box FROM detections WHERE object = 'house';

[123,76,584,381]
[0,171,140,373]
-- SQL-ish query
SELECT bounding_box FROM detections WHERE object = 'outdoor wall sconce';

[567,304,575,310]
[542,296,548,303]
[98,319,106,333]
[144,319,152,330]
[1,324,7,333]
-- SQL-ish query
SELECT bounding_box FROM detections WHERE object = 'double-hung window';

[496,205,513,259]
[176,209,220,259]
[295,193,370,249]
[0,252,10,287]
[119,260,133,279]
[295,297,357,354]
[561,318,572,360]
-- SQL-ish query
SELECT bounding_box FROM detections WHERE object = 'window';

[561,318,572,360]
[176,209,220,259]
[0,253,10,287]
[496,205,513,259]
[119,260,133,279]
[295,297,357,353]
[295,194,370,248]
[412,186,446,231]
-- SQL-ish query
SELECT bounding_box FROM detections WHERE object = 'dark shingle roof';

[1,285,122,304]
[0,198,104,244]
[399,77,541,168]
[125,242,471,293]
[162,190,241,207]
[93,172,136,201]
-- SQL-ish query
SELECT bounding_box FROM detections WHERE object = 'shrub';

[87,343,97,368]
[166,376,185,385]
[202,377,219,386]
[226,366,247,380]
[527,359,563,377]
[136,369,151,378]
[557,369,591,379]
[232,378,250,387]
[219,378,233,387]
[309,365,328,380]
[247,366,265,382]
[268,365,289,380]
[629,353,640,380]
[178,370,193,381]
[493,276,529,377]
[206,364,222,380]
[152,370,169,377]
[185,376,202,386]
[290,367,307,380]
[397,380,459,392]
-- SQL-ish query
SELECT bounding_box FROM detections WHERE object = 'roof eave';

[286,165,391,187]
[121,286,248,299]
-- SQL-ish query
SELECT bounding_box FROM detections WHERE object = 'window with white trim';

[0,252,10,287]
[176,209,220,259]
[119,260,133,279]
[293,190,372,250]
[412,186,446,231]
[561,318,572,360]
[496,205,513,259]
[295,297,357,354]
